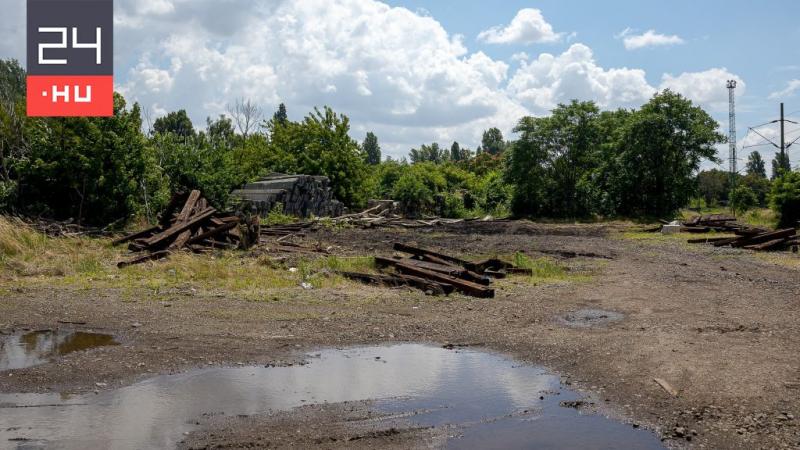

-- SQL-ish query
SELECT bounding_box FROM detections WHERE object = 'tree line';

[1,58,798,227]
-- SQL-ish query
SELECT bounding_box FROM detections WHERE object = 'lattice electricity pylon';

[727,80,738,182]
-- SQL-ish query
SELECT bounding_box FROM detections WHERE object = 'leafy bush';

[729,185,757,216]
[770,171,800,228]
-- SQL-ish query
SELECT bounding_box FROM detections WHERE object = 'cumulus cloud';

[769,79,800,100]
[659,68,745,110]
[506,44,656,112]
[477,9,562,45]
[618,28,685,50]
[111,0,529,157]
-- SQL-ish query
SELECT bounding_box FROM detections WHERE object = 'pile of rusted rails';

[680,214,765,234]
[688,227,798,252]
[114,190,258,268]
[340,243,533,298]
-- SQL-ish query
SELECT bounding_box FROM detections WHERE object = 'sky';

[3,0,800,170]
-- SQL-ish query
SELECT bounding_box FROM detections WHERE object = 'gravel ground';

[1,222,799,449]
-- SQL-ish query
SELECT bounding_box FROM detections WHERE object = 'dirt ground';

[1,221,799,449]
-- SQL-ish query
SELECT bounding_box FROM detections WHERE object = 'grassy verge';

[0,216,377,300]
[505,252,592,285]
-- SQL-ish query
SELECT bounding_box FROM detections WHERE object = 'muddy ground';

[1,221,799,449]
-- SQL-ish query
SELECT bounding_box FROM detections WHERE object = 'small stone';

[131,322,142,328]
[674,427,686,437]
[95,382,107,388]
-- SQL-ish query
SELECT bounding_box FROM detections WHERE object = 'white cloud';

[769,79,800,100]
[619,29,685,50]
[659,68,745,110]
[112,0,527,157]
[506,44,656,112]
[478,9,562,45]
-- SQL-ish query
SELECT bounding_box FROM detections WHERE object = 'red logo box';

[27,75,113,117]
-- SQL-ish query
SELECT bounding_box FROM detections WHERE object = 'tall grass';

[0,217,114,278]
[0,216,367,298]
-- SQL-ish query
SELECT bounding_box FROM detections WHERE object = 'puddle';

[558,309,624,328]
[0,330,119,370]
[0,344,663,449]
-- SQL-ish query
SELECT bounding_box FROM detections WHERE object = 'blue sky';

[387,0,800,170]
[3,0,800,170]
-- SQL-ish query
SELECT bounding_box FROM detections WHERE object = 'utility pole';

[727,80,737,184]
[780,103,786,163]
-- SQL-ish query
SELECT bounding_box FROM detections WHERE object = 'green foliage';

[14,95,158,225]
[746,151,766,178]
[450,141,462,161]
[363,131,381,165]
[409,142,449,164]
[729,185,757,216]
[286,107,368,207]
[769,171,800,228]
[263,202,295,225]
[509,101,601,218]
[153,109,195,137]
[0,59,25,103]
[600,91,723,217]
[273,103,288,125]
[740,173,771,207]
[481,127,506,155]
[772,152,791,179]
[696,169,730,206]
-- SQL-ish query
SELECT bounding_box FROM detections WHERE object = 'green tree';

[206,115,236,147]
[0,59,28,205]
[769,171,800,228]
[729,185,757,216]
[409,143,448,164]
[363,131,381,165]
[772,152,791,179]
[607,90,723,217]
[273,103,288,125]
[505,101,601,218]
[450,141,462,161]
[153,110,195,137]
[505,117,549,216]
[284,107,368,207]
[14,94,159,225]
[0,59,25,104]
[746,151,766,178]
[696,170,731,206]
[481,127,506,155]
[740,173,771,207]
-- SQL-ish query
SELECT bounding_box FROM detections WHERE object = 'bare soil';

[1,221,799,449]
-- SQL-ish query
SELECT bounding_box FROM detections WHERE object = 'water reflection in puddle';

[0,344,664,449]
[0,330,119,370]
